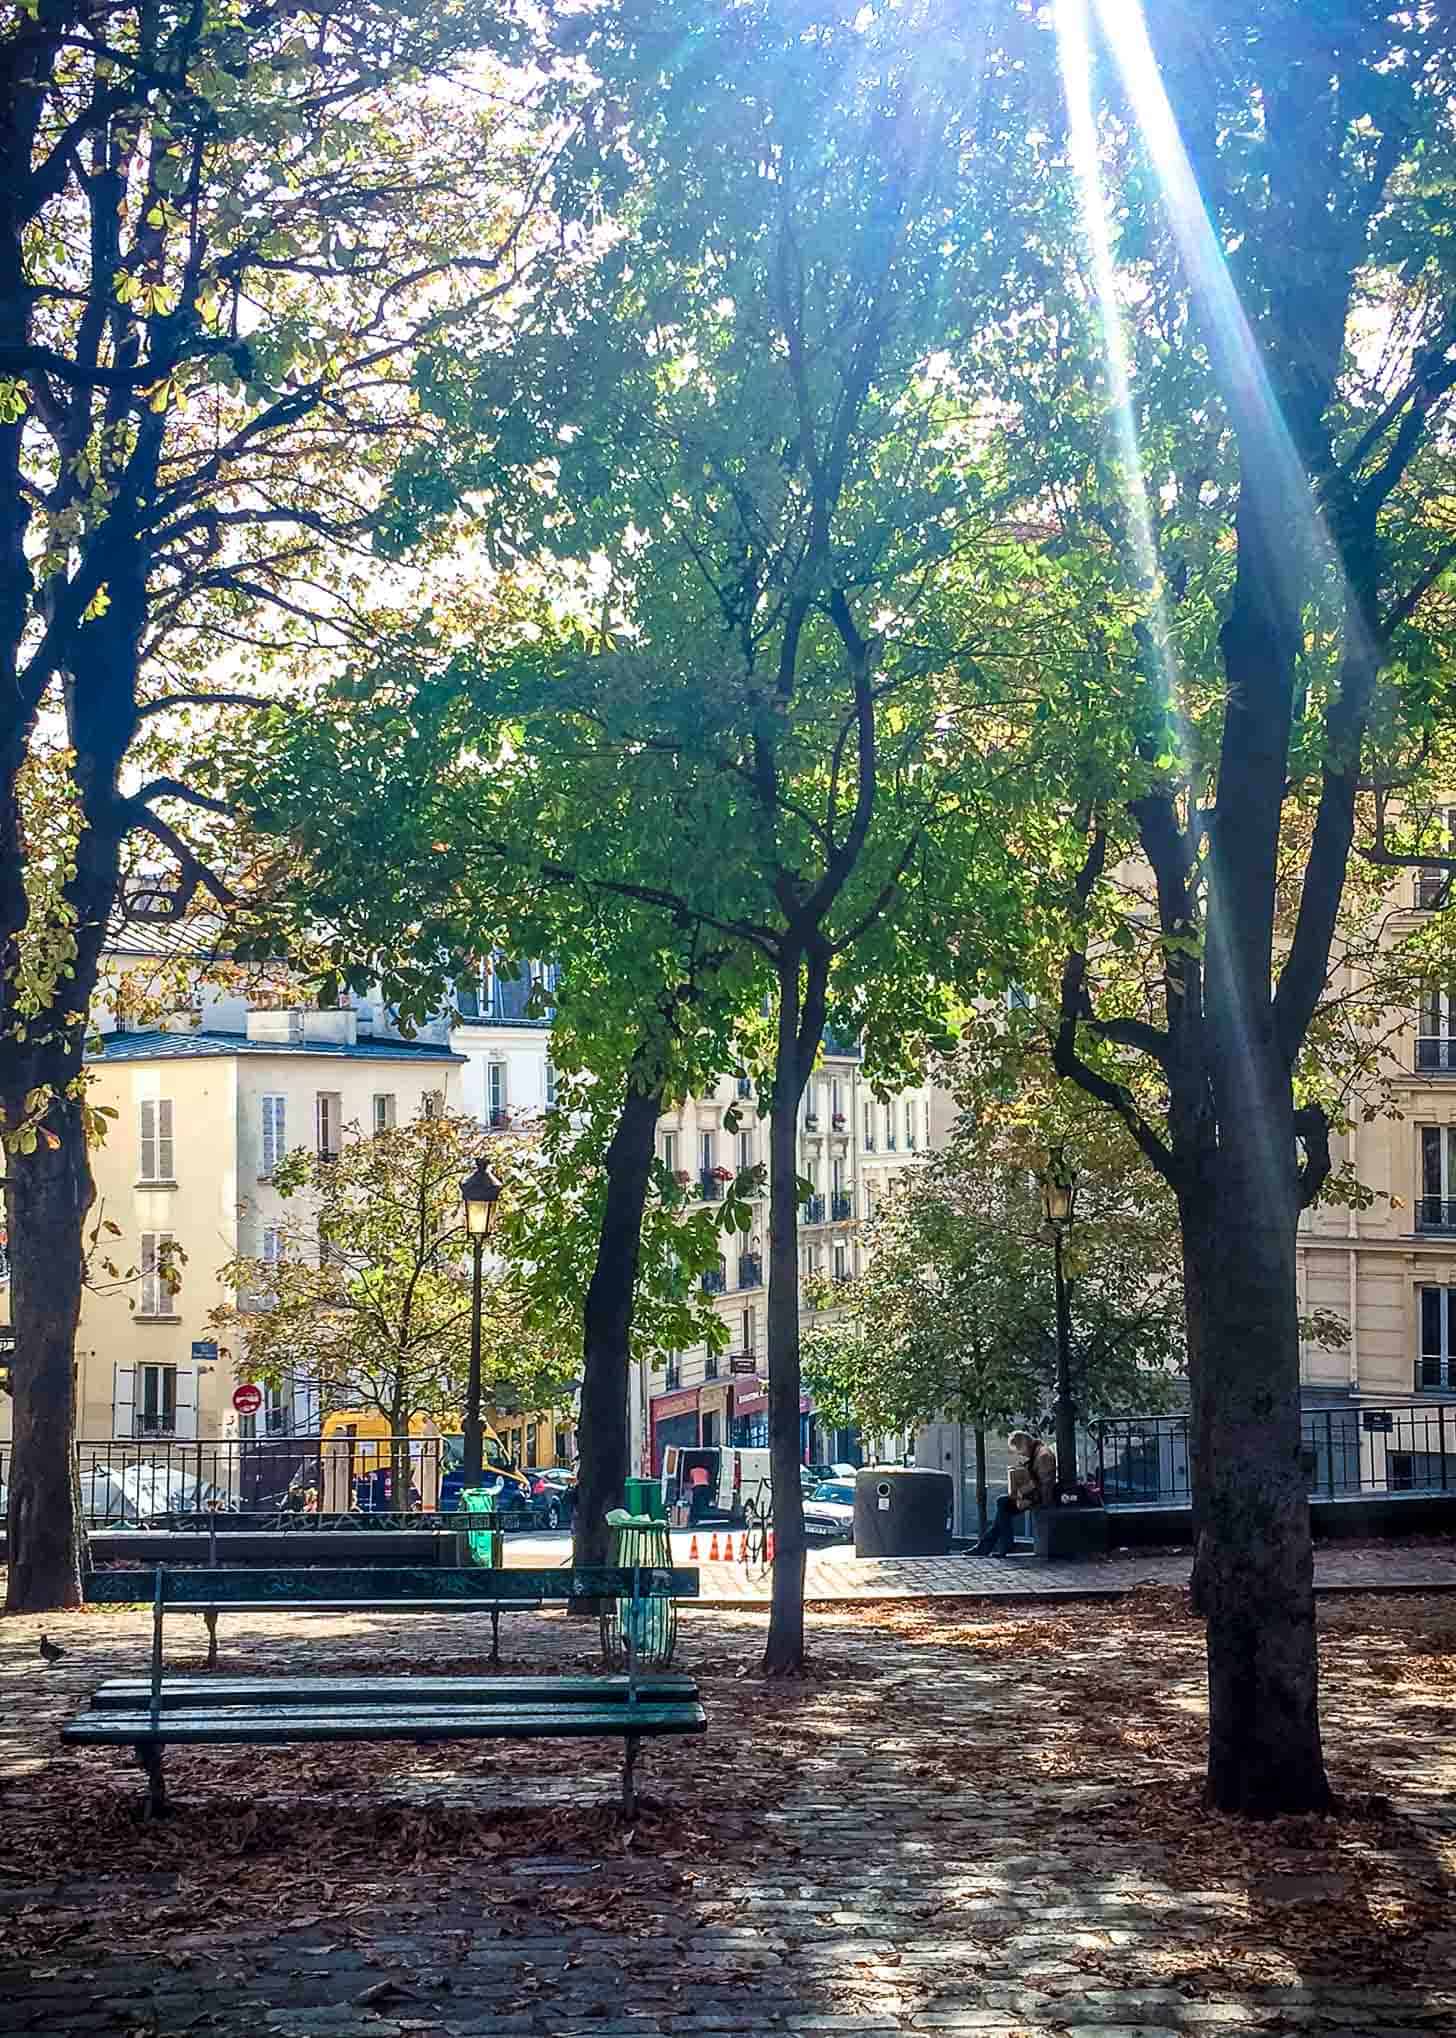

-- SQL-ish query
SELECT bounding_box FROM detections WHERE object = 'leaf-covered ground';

[2,1583,1454,2034]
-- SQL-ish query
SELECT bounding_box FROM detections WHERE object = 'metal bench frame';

[73,1563,701,1817]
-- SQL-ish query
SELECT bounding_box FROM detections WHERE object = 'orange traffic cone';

[766,1529,775,1565]
[707,1532,719,1561]
[689,1535,699,1562]
[738,1533,748,1564]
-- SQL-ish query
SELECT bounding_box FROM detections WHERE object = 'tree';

[211,1108,576,1494]
[0,0,564,1608]
[294,0,1050,1675]
[803,1073,1187,1474]
[983,0,1456,1810]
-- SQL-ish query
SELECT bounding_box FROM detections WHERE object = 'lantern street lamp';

[1039,1145,1079,1493]
[460,1159,503,1484]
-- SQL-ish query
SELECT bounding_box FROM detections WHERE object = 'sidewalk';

[503,1532,1456,1605]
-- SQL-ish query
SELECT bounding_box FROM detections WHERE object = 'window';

[831,1079,843,1119]
[742,1305,757,1354]
[863,1103,876,1151]
[373,1093,396,1133]
[832,1155,846,1194]
[487,1061,508,1125]
[525,1421,538,1468]
[422,1089,444,1119]
[1007,982,1033,1010]
[137,1363,177,1437]
[905,1099,917,1150]
[884,1105,897,1151]
[139,1231,175,1317]
[833,1243,848,1282]
[699,1130,715,1172]
[738,1128,754,1173]
[923,1099,931,1149]
[1420,1127,1456,1229]
[139,1099,174,1183]
[554,1426,570,1461]
[261,1094,286,1176]
[1420,1287,1456,1389]
[1419,986,1456,1072]
[662,1131,678,1175]
[1417,809,1456,908]
[316,1091,341,1160]
[545,1059,557,1107]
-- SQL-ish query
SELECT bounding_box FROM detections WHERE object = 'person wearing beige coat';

[973,1430,1058,1557]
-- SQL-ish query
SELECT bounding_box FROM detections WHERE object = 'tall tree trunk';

[3,1092,91,1612]
[571,1082,663,1591]
[762,945,828,1675]
[1181,1082,1330,1816]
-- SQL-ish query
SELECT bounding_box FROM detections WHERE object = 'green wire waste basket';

[600,1510,676,1669]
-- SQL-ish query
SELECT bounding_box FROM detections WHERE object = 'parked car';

[525,1466,576,1529]
[802,1478,856,1542]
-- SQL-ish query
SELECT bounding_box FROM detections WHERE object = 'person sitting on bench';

[973,1431,1057,1557]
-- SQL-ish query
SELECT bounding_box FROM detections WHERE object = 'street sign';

[232,1382,264,1416]
[192,1340,219,1365]
[728,1353,758,1375]
[1362,1410,1394,1433]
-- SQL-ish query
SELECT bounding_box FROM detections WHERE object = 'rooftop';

[88,1029,464,1066]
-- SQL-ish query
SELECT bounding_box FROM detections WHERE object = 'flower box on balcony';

[832,1114,846,1130]
[709,1165,734,1181]
[804,1114,820,1130]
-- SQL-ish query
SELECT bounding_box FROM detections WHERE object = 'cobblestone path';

[2,1583,1454,2036]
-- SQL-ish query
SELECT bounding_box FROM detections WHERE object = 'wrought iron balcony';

[831,1191,853,1221]
[1418,1197,1456,1232]
[699,1169,726,1201]
[804,1194,826,1224]
[702,1267,727,1295]
[737,1256,763,1289]
[704,1353,720,1381]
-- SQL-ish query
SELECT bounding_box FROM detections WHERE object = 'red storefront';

[649,1385,701,1472]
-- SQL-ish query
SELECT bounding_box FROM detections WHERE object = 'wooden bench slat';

[92,1674,699,1711]
[62,1701,707,1746]
[83,1565,699,1606]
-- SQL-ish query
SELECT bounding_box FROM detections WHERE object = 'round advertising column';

[853,1467,953,1558]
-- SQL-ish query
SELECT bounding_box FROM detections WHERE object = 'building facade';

[0,1008,464,1447]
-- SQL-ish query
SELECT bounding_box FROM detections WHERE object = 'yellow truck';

[317,1410,532,1514]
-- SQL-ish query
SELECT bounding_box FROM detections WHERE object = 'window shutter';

[173,1366,198,1441]
[140,1233,158,1316]
[262,1095,285,1174]
[157,1099,174,1181]
[112,1362,136,1438]
[140,1100,156,1181]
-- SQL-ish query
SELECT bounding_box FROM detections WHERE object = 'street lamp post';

[460,1159,503,1484]
[1040,1146,1078,1495]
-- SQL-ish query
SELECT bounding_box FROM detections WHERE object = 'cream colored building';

[60,1009,463,1444]
[1298,863,1456,1420]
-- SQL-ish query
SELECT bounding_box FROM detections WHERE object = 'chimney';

[302,1009,358,1047]
[246,1009,304,1044]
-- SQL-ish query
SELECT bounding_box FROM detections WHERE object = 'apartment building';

[1298,861,1456,1416]
[4,1008,464,1446]
[646,1036,938,1469]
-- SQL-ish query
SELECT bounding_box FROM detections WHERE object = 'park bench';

[67,1563,703,1817]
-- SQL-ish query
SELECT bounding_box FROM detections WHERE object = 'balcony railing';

[1417,1037,1456,1072]
[737,1256,763,1288]
[488,1108,512,1130]
[702,1267,727,1295]
[704,1353,720,1381]
[804,1113,820,1131]
[1418,1197,1456,1232]
[831,1191,853,1221]
[736,1077,753,1098]
[804,1194,826,1224]
[699,1169,725,1201]
[665,1363,683,1390]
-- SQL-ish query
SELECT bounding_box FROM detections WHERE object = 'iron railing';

[803,1194,827,1223]
[1417,1197,1456,1232]
[0,1433,538,1528]
[701,1267,727,1295]
[699,1169,726,1201]
[831,1191,853,1220]
[737,1256,763,1288]
[1094,1403,1456,1507]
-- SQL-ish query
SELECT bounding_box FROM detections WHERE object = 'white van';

[661,1445,772,1527]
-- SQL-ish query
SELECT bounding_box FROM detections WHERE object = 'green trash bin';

[457,1487,501,1569]
[623,1475,666,1522]
[600,1510,676,1669]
